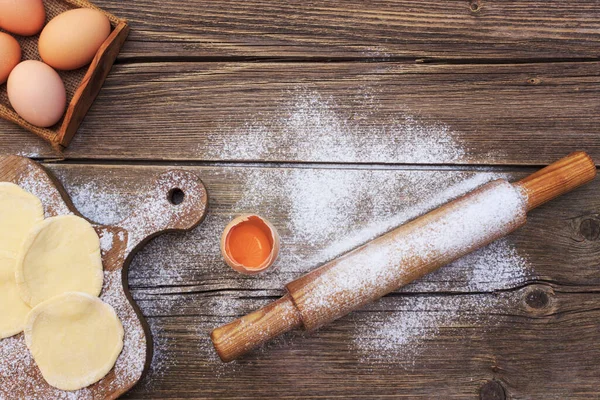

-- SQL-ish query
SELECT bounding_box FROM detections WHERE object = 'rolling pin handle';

[515,152,596,211]
[210,294,303,363]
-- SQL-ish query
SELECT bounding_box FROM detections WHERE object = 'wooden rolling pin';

[211,152,596,362]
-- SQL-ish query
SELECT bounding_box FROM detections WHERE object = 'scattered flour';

[99,231,114,255]
[7,88,533,383]
[68,182,129,226]
[208,89,466,164]
[100,270,146,391]
[351,293,511,369]
[0,266,146,400]
[14,143,45,160]
[296,180,527,329]
[16,163,71,218]
[138,319,170,392]
[57,165,534,378]
[50,171,142,226]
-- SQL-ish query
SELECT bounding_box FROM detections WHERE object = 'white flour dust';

[208,89,466,164]
[352,239,530,366]
[58,165,533,377]
[297,181,527,320]
[55,176,141,226]
[42,88,532,378]
[138,319,172,392]
[232,169,533,366]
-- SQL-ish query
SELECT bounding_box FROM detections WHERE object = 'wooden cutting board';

[0,155,208,399]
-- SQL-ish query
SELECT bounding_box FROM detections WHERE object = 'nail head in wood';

[469,1,482,12]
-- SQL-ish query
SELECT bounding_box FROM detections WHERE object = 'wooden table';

[2,2,599,398]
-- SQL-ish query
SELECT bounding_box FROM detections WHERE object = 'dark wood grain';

[123,287,600,399]
[87,0,600,60]
[2,1,598,397]
[2,62,599,165]
[45,163,600,291]
[39,163,600,398]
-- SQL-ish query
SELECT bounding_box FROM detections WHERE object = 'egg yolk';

[227,220,272,269]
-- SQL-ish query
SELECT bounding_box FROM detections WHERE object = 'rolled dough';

[0,182,44,256]
[24,292,124,391]
[16,215,103,307]
[0,251,31,338]
[0,183,43,338]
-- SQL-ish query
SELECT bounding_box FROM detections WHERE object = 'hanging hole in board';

[168,188,185,205]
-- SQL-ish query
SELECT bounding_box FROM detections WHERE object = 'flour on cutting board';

[0,164,146,399]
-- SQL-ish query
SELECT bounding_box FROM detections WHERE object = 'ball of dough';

[0,251,31,338]
[16,215,103,307]
[24,292,124,391]
[0,182,44,256]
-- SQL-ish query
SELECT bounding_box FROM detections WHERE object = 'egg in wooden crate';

[39,8,111,71]
[7,61,66,128]
[0,0,46,37]
[0,0,129,148]
[0,33,21,84]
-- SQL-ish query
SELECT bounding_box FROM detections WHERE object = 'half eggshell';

[220,214,280,275]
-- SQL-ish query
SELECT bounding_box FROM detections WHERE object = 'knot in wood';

[525,289,549,309]
[580,217,600,241]
[480,380,506,400]
[527,77,542,85]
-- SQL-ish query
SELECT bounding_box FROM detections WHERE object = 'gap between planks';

[130,280,600,298]
[41,159,599,172]
[113,55,600,66]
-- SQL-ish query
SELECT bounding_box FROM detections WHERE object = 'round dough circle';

[16,215,103,307]
[0,183,42,338]
[0,182,44,255]
[24,292,124,391]
[0,251,31,338]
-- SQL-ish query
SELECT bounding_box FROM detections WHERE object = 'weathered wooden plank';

[91,0,600,60]
[3,62,599,165]
[34,163,599,398]
[45,163,599,293]
[121,287,600,399]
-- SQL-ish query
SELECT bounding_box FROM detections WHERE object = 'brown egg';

[0,33,21,84]
[0,0,45,36]
[7,61,67,128]
[39,8,111,71]
[221,215,281,275]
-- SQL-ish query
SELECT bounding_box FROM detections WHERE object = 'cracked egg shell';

[220,214,280,275]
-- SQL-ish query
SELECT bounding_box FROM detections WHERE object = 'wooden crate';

[0,0,129,149]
